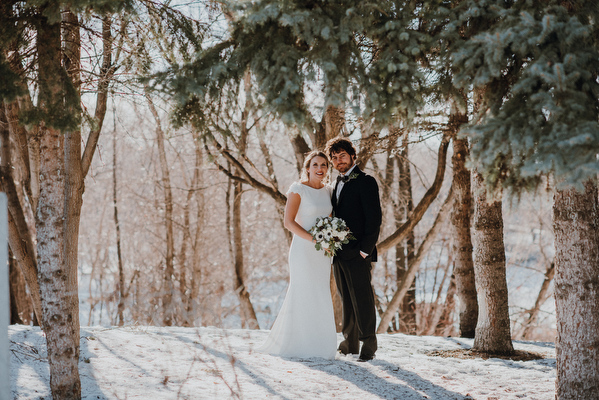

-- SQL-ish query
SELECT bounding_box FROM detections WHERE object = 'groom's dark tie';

[337,175,349,183]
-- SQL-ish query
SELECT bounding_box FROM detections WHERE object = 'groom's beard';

[336,160,354,174]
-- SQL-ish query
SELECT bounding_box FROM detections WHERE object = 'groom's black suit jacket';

[332,166,382,262]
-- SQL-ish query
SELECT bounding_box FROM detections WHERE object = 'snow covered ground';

[10,325,556,399]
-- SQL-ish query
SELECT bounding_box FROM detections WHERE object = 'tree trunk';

[471,173,513,354]
[0,104,42,324]
[146,93,175,326]
[232,73,259,329]
[62,9,83,343]
[9,252,34,324]
[396,139,416,334]
[112,129,126,326]
[36,12,81,399]
[553,179,599,399]
[451,137,478,338]
[232,180,259,329]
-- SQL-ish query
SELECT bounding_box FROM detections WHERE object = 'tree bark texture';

[36,13,81,399]
[553,179,599,400]
[62,8,83,341]
[0,104,42,323]
[451,137,478,338]
[9,253,34,324]
[471,173,513,354]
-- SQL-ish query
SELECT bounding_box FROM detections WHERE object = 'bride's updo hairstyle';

[300,150,330,183]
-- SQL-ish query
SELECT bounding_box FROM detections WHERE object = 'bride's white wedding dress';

[258,182,337,359]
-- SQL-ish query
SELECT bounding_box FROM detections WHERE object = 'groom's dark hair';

[324,137,356,158]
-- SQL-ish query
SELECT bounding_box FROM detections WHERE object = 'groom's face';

[330,150,355,174]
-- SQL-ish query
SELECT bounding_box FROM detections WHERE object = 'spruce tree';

[448,1,599,398]
[166,0,431,129]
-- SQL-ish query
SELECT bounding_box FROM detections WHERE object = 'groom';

[325,137,382,362]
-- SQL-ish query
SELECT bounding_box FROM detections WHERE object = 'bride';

[258,150,337,359]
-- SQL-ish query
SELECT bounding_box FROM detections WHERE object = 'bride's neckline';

[300,182,326,190]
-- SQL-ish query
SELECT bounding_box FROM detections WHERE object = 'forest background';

[1,1,597,400]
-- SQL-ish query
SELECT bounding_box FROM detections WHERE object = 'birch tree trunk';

[36,12,81,399]
[451,137,478,338]
[471,173,513,354]
[553,179,599,400]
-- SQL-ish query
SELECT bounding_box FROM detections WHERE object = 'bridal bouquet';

[309,216,355,257]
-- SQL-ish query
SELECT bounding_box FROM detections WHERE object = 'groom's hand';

[360,251,368,259]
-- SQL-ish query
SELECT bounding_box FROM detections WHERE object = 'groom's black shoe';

[338,340,359,355]
[357,353,375,362]
[357,335,377,361]
[357,352,375,362]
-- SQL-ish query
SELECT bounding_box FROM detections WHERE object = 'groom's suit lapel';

[337,166,362,207]
[332,181,339,207]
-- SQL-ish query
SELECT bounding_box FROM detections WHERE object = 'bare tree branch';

[377,133,451,253]
[82,16,117,177]
[208,134,287,206]
[377,183,454,333]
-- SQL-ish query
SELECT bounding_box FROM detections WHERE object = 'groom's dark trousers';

[332,167,382,358]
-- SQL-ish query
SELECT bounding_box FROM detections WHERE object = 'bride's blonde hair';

[300,150,330,184]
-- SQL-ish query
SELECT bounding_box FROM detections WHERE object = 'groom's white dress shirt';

[335,164,357,200]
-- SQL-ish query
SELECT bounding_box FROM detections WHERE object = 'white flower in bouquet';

[309,216,355,257]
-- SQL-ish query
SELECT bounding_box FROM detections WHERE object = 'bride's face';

[307,156,329,182]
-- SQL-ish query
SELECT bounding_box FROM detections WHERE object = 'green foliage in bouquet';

[309,216,355,258]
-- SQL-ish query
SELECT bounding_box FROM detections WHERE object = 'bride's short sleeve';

[286,182,303,197]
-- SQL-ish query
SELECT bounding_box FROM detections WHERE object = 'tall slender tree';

[448,96,477,339]
[1,2,127,398]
